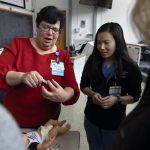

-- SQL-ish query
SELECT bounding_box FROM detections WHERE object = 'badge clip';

[55,51,60,63]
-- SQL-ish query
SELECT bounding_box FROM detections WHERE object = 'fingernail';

[43,80,48,84]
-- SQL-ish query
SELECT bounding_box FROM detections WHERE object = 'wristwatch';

[116,95,121,103]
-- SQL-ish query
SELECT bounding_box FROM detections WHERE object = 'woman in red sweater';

[0,6,80,128]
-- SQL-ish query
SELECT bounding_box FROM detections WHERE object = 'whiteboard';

[0,0,25,8]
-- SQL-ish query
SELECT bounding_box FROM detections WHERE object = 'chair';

[127,44,142,65]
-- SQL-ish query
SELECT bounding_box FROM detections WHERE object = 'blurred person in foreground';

[114,0,150,149]
[0,104,25,150]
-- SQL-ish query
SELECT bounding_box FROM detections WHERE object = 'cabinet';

[71,54,86,86]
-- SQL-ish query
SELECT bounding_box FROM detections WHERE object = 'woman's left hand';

[100,96,118,109]
[41,79,72,103]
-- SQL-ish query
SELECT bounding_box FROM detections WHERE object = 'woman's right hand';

[92,92,103,105]
[83,87,102,106]
[21,71,45,88]
[6,70,44,87]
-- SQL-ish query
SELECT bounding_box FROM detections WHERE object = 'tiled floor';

[59,92,89,150]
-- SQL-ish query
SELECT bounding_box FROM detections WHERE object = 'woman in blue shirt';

[80,22,142,150]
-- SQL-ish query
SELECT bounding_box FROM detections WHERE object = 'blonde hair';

[132,0,150,42]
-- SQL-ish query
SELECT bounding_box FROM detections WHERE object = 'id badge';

[109,86,121,96]
[51,60,65,76]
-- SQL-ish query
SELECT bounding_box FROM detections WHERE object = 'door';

[56,11,66,49]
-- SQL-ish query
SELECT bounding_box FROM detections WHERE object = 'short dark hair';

[36,6,65,31]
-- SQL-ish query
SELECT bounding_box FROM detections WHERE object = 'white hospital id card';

[51,60,65,76]
[109,86,121,96]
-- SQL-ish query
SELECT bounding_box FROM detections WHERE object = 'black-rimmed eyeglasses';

[39,23,60,34]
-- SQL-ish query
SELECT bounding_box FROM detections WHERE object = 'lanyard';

[54,51,60,63]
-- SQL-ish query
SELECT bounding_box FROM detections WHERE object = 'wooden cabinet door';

[56,11,66,49]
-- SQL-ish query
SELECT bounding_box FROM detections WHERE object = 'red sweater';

[0,38,80,127]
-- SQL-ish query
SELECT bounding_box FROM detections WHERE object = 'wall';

[24,0,33,10]
[72,0,139,49]
[1,0,139,48]
[35,0,68,11]
[72,1,94,40]
[97,0,138,43]
[35,0,139,48]
[72,1,94,49]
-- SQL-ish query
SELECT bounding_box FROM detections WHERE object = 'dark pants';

[84,116,118,150]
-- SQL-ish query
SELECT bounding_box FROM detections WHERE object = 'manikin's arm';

[22,119,71,150]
